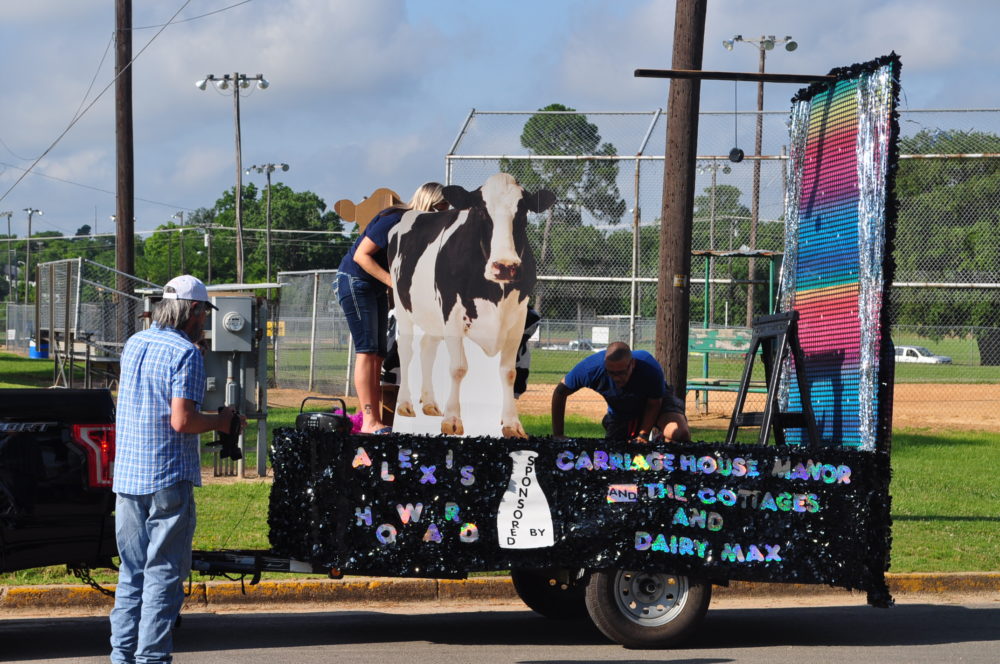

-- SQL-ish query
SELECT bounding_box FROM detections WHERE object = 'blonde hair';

[395,182,445,212]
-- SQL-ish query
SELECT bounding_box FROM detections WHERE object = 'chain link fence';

[3,303,34,353]
[256,109,1000,430]
[36,258,155,354]
[442,108,1000,428]
[274,270,353,395]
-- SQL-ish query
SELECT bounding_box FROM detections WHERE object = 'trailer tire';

[511,568,589,620]
[585,569,710,649]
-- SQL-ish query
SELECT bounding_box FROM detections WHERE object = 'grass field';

[269,338,994,388]
[531,346,997,385]
[0,353,69,388]
[1,350,997,585]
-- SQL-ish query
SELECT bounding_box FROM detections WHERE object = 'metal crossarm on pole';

[634,68,834,84]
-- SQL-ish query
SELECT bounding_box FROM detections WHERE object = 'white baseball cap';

[161,275,219,310]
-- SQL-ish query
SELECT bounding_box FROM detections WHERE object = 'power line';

[0,0,194,205]
[0,1,255,210]
[71,33,116,125]
[0,32,114,163]
[0,161,196,212]
[133,0,255,29]
[10,225,352,241]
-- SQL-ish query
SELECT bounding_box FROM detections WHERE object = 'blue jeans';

[337,272,388,355]
[110,482,196,664]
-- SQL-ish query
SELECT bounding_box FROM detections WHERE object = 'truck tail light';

[71,424,116,488]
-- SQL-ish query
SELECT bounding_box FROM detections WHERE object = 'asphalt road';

[2,597,999,663]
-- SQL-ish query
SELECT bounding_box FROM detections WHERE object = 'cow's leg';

[498,318,527,438]
[394,311,416,418]
[440,333,467,435]
[419,334,442,416]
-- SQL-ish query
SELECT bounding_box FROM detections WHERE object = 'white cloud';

[554,0,677,109]
[0,1,104,23]
[37,148,109,183]
[166,145,232,193]
[137,0,442,116]
[363,132,428,177]
[3,0,999,236]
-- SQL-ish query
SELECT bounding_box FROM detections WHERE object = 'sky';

[0,0,996,240]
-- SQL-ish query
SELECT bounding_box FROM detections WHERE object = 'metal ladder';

[725,310,821,447]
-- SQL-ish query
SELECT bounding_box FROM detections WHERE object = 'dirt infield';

[270,382,1000,433]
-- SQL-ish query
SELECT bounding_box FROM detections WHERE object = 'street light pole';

[2,211,12,303]
[196,73,269,284]
[246,162,289,283]
[723,34,796,325]
[697,161,731,326]
[172,211,185,274]
[22,208,42,303]
[205,229,213,283]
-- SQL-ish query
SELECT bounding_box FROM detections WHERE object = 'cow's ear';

[443,185,479,210]
[525,189,556,214]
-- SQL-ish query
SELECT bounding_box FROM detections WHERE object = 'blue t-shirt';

[563,350,666,421]
[337,208,405,290]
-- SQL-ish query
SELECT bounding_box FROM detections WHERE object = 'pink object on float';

[334,410,364,433]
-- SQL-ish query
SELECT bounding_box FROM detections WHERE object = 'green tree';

[239,182,350,280]
[692,183,753,251]
[137,185,349,286]
[500,103,627,317]
[689,182,762,324]
[29,231,71,265]
[138,223,189,285]
[893,129,1000,364]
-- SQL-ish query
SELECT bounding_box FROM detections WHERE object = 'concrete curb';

[2,573,998,614]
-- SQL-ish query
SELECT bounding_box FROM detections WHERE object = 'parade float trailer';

[2,56,900,649]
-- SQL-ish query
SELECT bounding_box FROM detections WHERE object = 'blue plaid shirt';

[113,323,206,495]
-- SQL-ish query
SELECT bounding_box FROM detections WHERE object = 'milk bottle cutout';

[497,450,554,549]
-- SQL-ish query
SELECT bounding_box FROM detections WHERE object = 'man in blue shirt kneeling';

[551,341,690,443]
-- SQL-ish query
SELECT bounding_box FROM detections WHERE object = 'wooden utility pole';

[655,0,707,402]
[115,0,135,339]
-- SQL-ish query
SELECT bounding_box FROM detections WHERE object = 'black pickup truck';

[0,389,117,575]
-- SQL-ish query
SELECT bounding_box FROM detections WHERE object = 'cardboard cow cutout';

[387,173,555,438]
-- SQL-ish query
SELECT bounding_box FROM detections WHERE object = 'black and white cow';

[387,173,555,438]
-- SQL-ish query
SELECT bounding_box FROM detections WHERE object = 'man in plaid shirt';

[110,275,243,664]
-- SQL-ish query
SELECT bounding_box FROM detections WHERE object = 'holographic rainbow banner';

[779,55,900,451]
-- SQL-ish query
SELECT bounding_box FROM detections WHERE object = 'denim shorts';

[337,272,388,356]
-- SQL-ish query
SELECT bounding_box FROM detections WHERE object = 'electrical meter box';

[211,296,254,353]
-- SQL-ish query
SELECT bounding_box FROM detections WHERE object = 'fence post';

[48,264,56,385]
[257,298,269,477]
[629,159,640,348]
[64,263,73,388]
[308,271,319,392]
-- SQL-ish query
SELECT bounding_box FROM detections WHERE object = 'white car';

[895,345,952,364]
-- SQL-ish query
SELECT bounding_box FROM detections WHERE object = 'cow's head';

[443,173,555,283]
